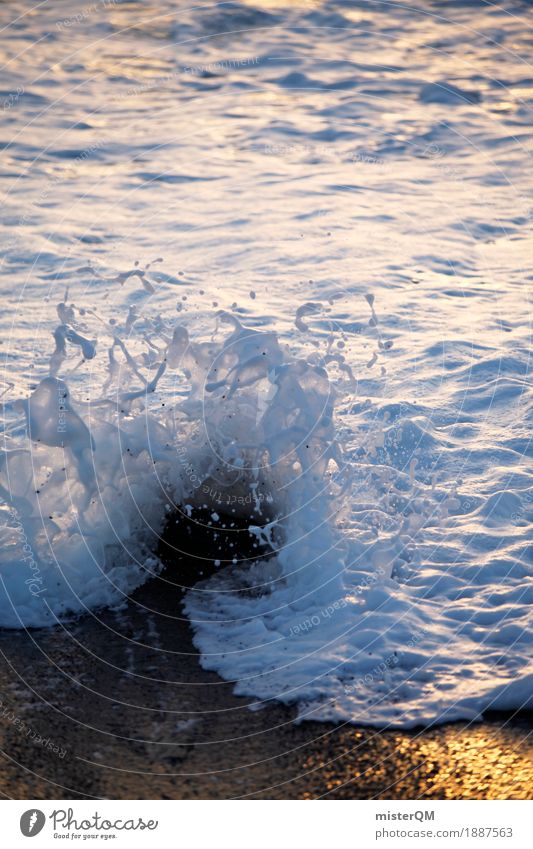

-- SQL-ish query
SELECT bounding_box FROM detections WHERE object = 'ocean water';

[0,0,532,728]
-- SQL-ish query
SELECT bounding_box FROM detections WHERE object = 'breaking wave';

[0,285,531,727]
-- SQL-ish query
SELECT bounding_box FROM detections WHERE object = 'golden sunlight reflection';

[301,724,533,800]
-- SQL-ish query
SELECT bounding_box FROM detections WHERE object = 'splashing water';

[0,282,531,729]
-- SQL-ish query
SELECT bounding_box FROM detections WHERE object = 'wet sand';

[0,563,531,801]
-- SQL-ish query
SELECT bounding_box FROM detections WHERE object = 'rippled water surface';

[0,0,531,727]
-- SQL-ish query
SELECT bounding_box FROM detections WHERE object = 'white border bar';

[2,799,532,848]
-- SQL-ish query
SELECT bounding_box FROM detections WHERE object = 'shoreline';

[0,572,531,800]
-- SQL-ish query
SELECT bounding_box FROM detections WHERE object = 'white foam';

[1,298,531,728]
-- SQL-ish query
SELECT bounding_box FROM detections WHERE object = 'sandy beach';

[1,568,531,800]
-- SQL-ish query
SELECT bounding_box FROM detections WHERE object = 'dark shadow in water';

[156,505,275,592]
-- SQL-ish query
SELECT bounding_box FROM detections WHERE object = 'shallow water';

[0,0,531,728]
